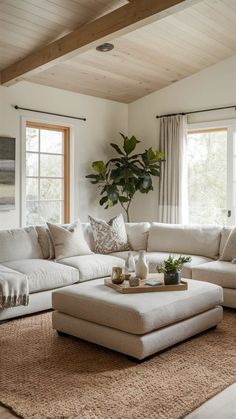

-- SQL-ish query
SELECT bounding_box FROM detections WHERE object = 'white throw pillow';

[47,221,93,260]
[36,225,55,260]
[220,227,236,262]
[125,222,150,251]
[219,227,232,259]
[88,214,130,254]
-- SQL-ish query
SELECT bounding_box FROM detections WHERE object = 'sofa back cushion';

[81,222,150,252]
[0,226,43,263]
[125,222,150,250]
[219,227,232,259]
[147,223,221,259]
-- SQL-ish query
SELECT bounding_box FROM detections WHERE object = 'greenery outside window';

[187,128,228,225]
[25,122,70,225]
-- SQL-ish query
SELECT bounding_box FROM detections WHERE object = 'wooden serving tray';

[104,278,188,294]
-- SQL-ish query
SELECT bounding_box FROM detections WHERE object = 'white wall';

[0,82,128,229]
[1,54,236,229]
[128,54,236,221]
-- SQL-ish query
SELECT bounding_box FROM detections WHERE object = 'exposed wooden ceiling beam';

[0,0,200,86]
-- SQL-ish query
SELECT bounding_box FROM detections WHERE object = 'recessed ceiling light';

[96,43,114,52]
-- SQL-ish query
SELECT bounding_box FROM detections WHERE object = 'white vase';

[135,250,148,279]
[125,252,136,273]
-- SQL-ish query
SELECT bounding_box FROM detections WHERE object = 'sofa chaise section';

[0,226,80,321]
[192,261,236,308]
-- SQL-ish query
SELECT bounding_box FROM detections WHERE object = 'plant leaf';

[85,174,99,179]
[147,148,156,161]
[99,196,108,206]
[119,196,129,203]
[119,133,128,141]
[147,148,165,162]
[110,143,124,155]
[92,161,106,178]
[124,135,140,155]
[107,199,114,207]
[138,175,153,193]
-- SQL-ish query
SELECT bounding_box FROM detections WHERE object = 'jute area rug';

[0,310,236,419]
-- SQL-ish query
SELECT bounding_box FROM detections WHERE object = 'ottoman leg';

[127,355,152,364]
[57,330,69,337]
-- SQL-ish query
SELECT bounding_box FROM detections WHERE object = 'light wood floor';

[0,405,18,418]
[1,383,236,419]
[186,383,236,419]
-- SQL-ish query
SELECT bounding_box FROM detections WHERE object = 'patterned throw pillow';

[88,214,130,254]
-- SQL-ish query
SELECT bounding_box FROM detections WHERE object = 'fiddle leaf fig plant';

[86,133,165,222]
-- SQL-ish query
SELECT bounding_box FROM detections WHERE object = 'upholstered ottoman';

[52,278,223,360]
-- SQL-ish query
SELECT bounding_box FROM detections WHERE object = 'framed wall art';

[0,137,16,211]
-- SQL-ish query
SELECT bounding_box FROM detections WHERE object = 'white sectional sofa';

[0,221,235,321]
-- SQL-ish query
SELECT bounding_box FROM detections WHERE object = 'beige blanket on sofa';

[0,265,29,308]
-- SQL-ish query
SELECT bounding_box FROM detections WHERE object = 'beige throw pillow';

[47,222,92,260]
[88,214,130,254]
[220,227,236,262]
[36,225,55,260]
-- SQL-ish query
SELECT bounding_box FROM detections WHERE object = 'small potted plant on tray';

[157,255,192,285]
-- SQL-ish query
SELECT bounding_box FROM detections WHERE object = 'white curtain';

[158,114,188,224]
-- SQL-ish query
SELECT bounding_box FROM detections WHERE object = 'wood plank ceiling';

[1,0,236,103]
[0,0,127,69]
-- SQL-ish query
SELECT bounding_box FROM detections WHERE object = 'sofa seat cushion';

[52,278,223,335]
[110,251,139,260]
[110,251,212,278]
[146,253,213,278]
[58,254,125,281]
[2,259,79,293]
[192,261,236,289]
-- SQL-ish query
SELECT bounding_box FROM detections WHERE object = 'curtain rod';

[14,105,86,121]
[156,105,236,119]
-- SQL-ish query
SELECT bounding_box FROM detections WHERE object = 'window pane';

[26,153,38,176]
[40,178,63,200]
[26,178,38,201]
[233,157,236,182]
[233,132,236,156]
[26,128,39,152]
[40,154,63,178]
[26,201,63,225]
[187,130,227,225]
[40,130,63,154]
[26,201,40,225]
